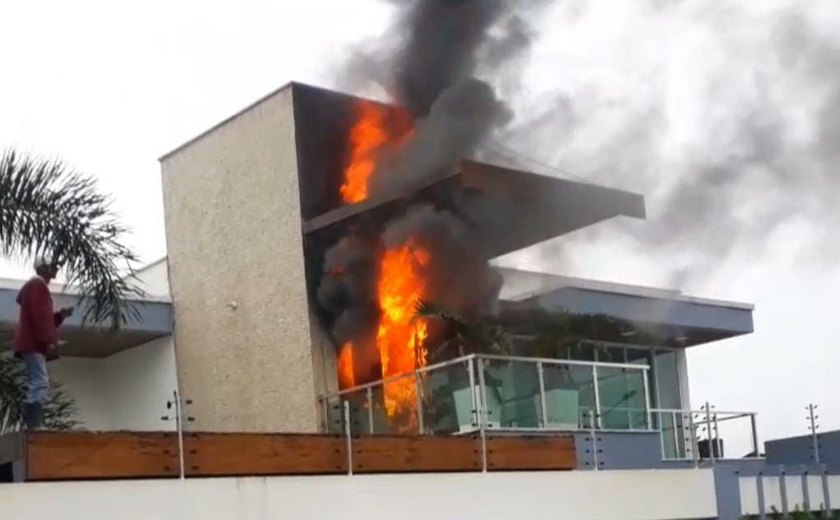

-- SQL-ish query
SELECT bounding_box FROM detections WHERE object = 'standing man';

[13,256,73,429]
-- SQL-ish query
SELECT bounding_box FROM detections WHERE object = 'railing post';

[467,358,477,430]
[344,401,353,476]
[688,412,699,467]
[751,412,760,457]
[671,411,681,459]
[592,366,602,429]
[656,410,668,460]
[366,387,374,435]
[415,374,424,435]
[177,391,186,480]
[537,361,548,428]
[589,408,599,471]
[642,369,652,430]
[705,402,715,463]
[477,358,488,473]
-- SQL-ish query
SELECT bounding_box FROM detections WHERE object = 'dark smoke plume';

[318,0,547,379]
[363,0,547,198]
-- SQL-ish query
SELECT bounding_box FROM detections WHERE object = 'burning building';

[154,82,751,434]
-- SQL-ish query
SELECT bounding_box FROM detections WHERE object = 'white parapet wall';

[1,469,718,520]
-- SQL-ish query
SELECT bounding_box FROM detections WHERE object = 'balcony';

[322,354,760,468]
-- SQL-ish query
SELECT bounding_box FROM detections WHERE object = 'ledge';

[11,431,576,481]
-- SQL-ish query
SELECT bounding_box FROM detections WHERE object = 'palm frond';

[0,149,143,327]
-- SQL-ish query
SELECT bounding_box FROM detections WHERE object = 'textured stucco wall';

[160,86,318,433]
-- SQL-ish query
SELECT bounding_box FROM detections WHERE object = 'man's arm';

[27,282,59,347]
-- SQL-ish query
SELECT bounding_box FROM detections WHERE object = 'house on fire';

[2,83,833,520]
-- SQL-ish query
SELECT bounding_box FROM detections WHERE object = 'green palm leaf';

[0,149,142,327]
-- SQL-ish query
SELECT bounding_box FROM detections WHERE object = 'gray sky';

[2,0,838,451]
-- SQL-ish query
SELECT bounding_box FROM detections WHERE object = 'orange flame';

[337,342,355,390]
[337,100,424,431]
[340,102,414,204]
[340,103,389,203]
[376,240,430,428]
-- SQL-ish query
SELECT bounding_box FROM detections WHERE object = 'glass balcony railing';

[322,354,760,464]
[323,354,654,436]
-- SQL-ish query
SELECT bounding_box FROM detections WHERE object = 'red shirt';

[13,276,65,355]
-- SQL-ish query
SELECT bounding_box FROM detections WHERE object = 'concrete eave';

[304,159,646,259]
[0,281,172,358]
[498,267,754,347]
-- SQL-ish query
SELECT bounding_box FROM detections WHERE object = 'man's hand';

[45,342,60,362]
[59,307,74,319]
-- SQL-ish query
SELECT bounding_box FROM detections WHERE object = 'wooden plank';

[353,435,481,473]
[26,431,178,481]
[486,435,576,471]
[185,433,347,476]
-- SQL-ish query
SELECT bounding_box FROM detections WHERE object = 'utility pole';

[806,403,820,464]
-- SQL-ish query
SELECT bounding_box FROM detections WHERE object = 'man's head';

[33,255,59,282]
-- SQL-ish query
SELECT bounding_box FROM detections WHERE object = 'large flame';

[376,240,430,425]
[337,342,355,390]
[340,101,414,204]
[340,103,389,203]
[337,101,425,431]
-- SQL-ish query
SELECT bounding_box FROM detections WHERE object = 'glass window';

[597,366,649,430]
[626,347,657,409]
[482,359,541,429]
[542,364,597,429]
[654,350,682,410]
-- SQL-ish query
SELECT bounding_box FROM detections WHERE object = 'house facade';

[1,83,835,519]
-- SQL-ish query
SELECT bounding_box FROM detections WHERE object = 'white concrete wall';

[134,258,170,299]
[49,336,177,431]
[1,469,718,520]
[740,474,840,515]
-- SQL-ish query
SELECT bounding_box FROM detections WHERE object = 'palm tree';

[0,148,142,432]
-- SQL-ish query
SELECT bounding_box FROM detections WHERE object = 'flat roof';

[0,278,172,358]
[305,159,646,260]
[497,267,754,311]
[498,267,754,347]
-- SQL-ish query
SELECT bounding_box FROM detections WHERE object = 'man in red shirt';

[14,256,73,429]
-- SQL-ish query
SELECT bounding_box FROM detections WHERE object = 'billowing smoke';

[318,0,546,382]
[492,1,840,288]
[362,0,548,198]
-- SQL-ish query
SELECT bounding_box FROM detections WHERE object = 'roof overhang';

[498,268,754,347]
[0,281,172,358]
[304,160,646,259]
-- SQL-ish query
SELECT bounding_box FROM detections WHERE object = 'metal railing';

[321,353,762,467]
[651,405,760,463]
[322,353,653,436]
